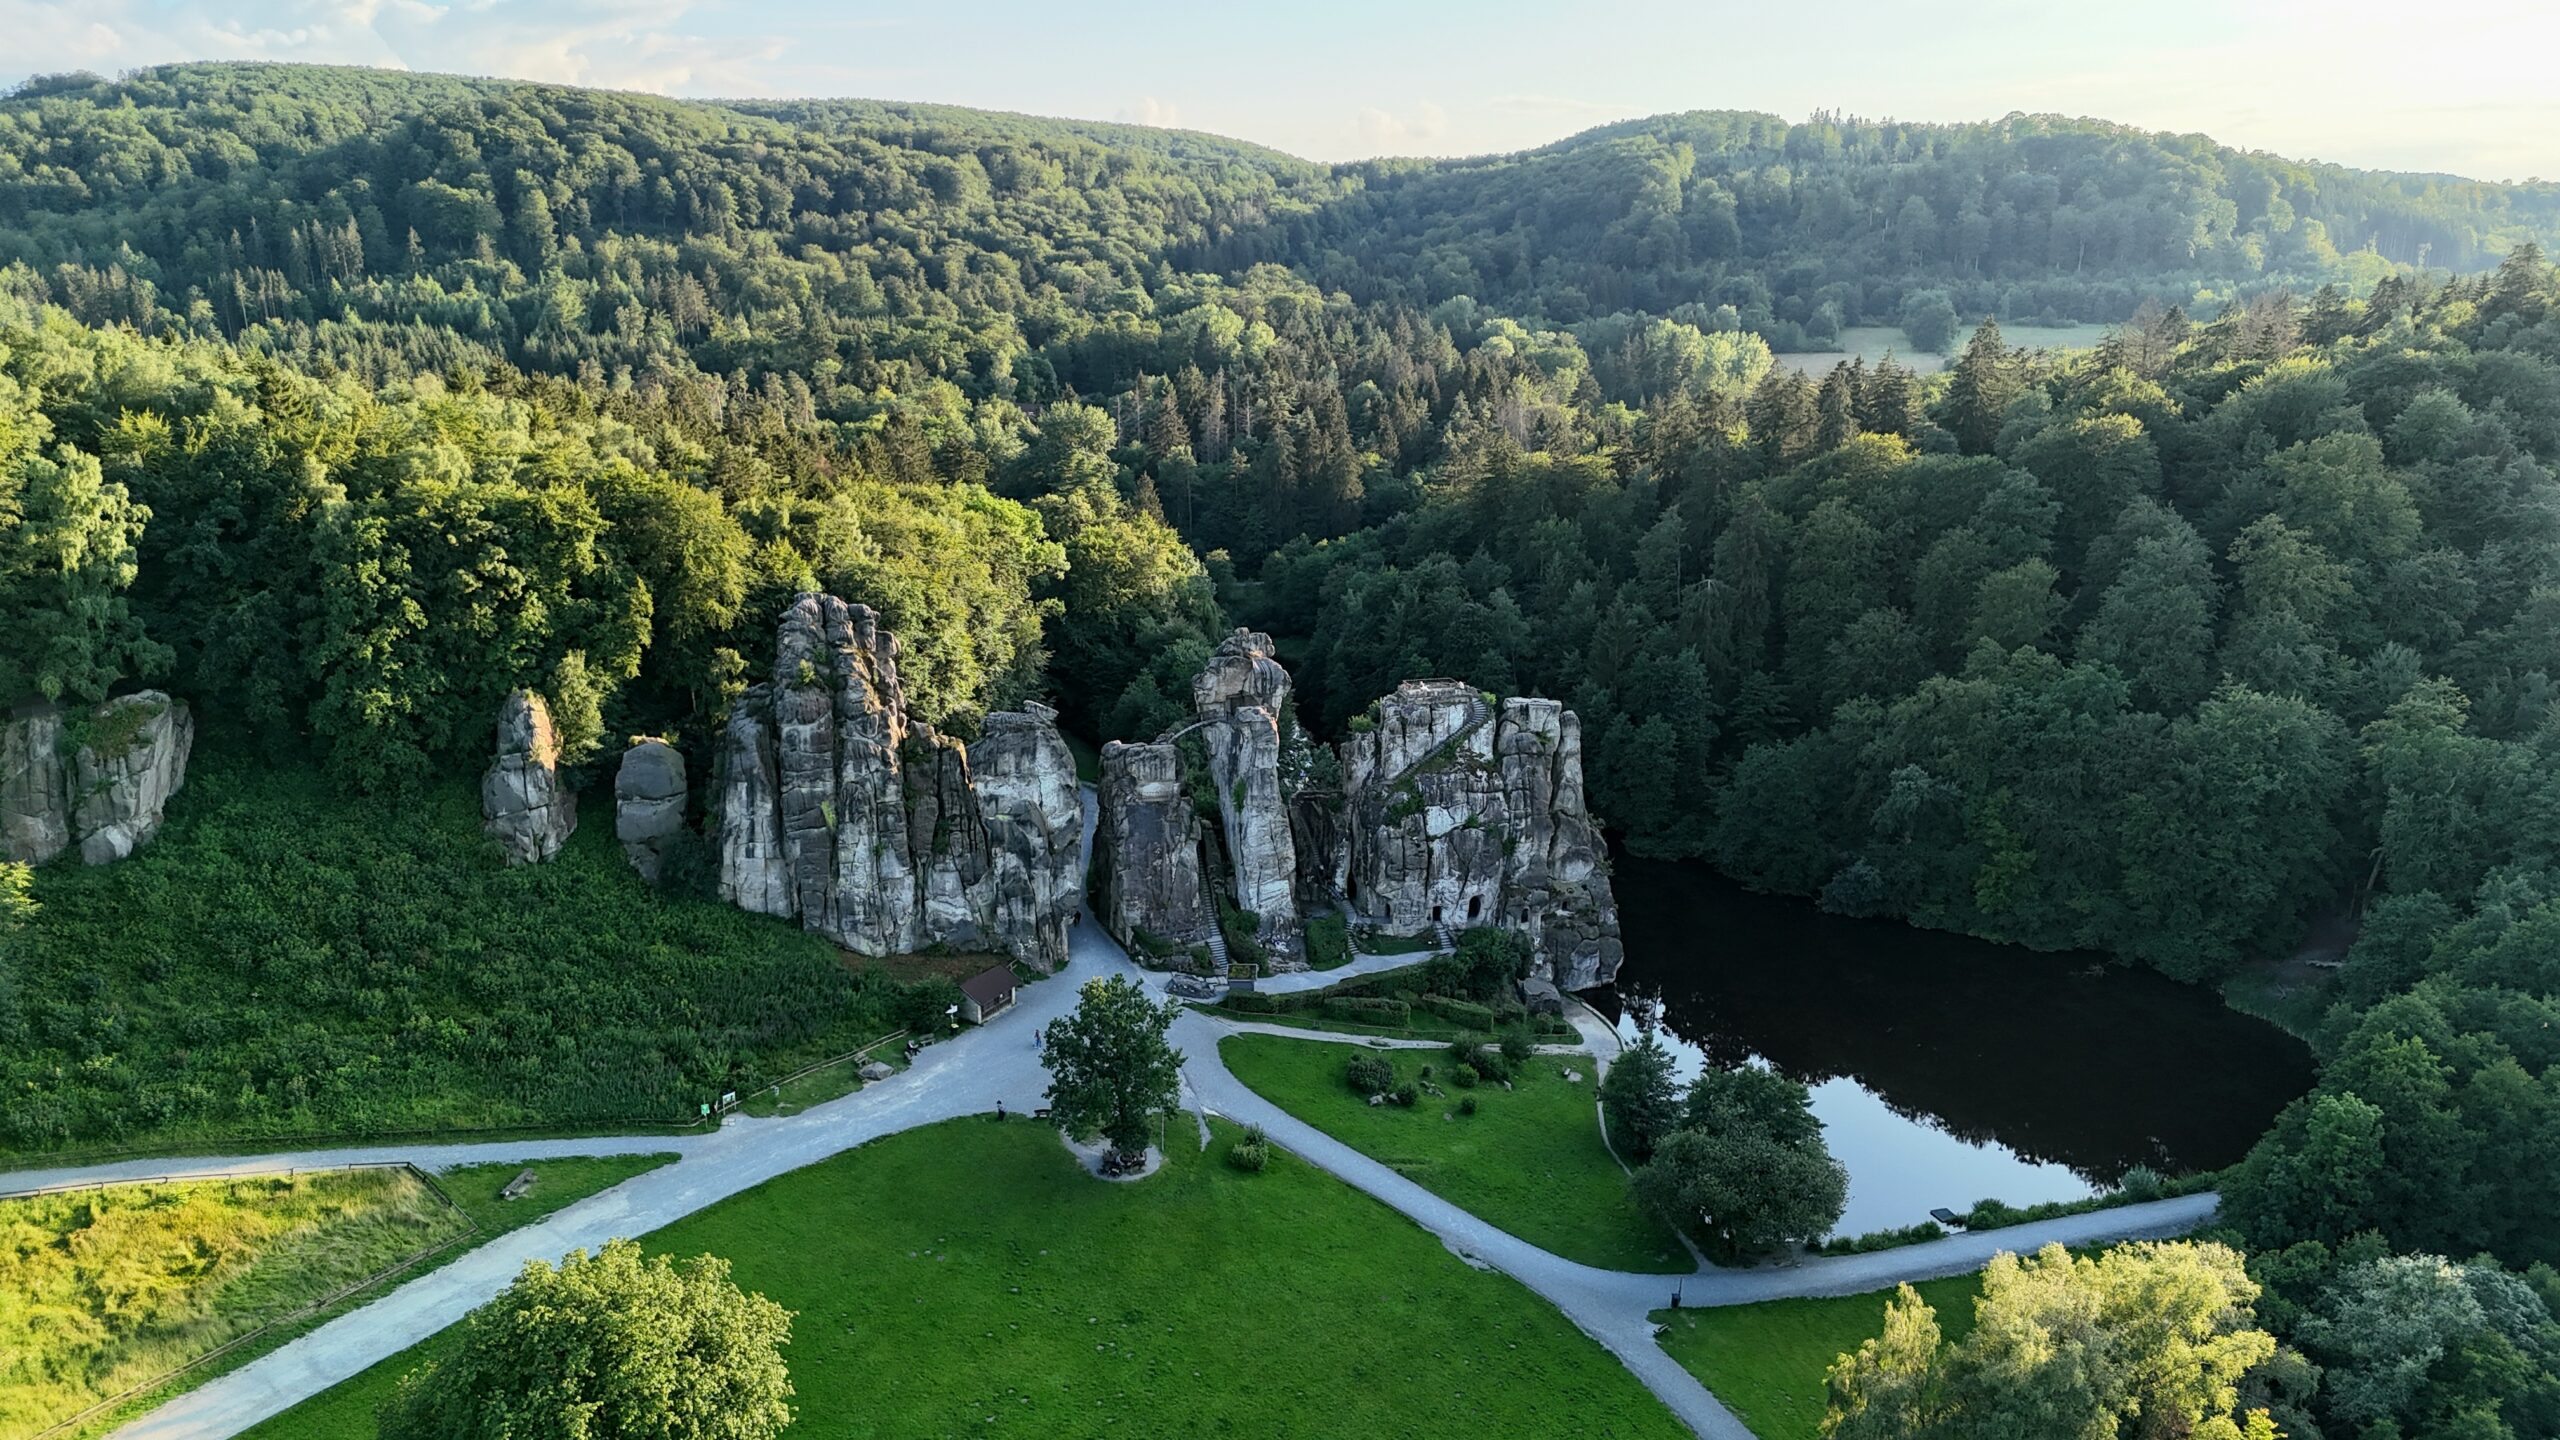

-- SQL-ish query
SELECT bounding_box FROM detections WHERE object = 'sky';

[5,0,2556,183]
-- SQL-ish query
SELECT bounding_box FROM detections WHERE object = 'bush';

[1452,1064,1480,1089]
[1302,912,1351,970]
[1346,1053,1395,1096]
[1322,996,1412,1027]
[2118,1164,2166,1202]
[1459,1096,1478,1116]
[1420,995,1495,1030]
[1390,1083,1420,1107]
[1228,1124,1271,1173]
[1497,1028,1536,1068]
[1810,1221,1947,1256]
[1468,1044,1513,1084]
[1221,991,1285,1014]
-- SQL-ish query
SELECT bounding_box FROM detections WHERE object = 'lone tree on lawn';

[1044,974,1184,1166]
[379,1238,794,1440]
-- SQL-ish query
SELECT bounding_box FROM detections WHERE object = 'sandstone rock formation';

[2,691,194,866]
[1093,738,1213,953]
[482,689,578,865]
[1189,629,1298,941]
[1337,680,1624,989]
[713,593,1083,969]
[613,739,688,882]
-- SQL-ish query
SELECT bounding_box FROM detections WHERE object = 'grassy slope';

[246,1119,1686,1440]
[1652,1275,1984,1440]
[5,748,916,1158]
[1218,1033,1689,1273]
[41,1154,676,1440]
[2,1169,466,1440]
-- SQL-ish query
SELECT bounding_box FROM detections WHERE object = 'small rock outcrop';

[482,689,577,865]
[713,593,1083,970]
[1190,629,1299,940]
[2,692,194,866]
[1094,739,1214,953]
[1338,680,1623,989]
[613,739,688,882]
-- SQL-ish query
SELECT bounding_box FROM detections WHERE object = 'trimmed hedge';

[1420,995,1495,1029]
[1323,996,1413,1026]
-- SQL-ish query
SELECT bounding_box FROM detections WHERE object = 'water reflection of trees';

[1603,859,2314,1183]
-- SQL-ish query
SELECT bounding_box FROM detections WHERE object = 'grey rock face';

[1094,739,1213,953]
[481,689,577,865]
[712,593,1084,970]
[3,692,195,867]
[972,703,1085,973]
[1338,680,1623,989]
[71,694,195,865]
[1191,629,1298,941]
[1,707,70,864]
[613,740,688,882]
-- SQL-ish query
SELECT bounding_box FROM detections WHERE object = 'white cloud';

[1353,100,1445,152]
[0,0,796,96]
[1115,95,1178,128]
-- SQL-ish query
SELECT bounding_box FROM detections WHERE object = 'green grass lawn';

[1651,1275,1984,1440]
[1218,1034,1690,1273]
[4,748,939,1159]
[243,1119,1687,1440]
[31,1154,675,1440]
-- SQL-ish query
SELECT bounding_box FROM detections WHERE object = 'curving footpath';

[6,793,2224,1440]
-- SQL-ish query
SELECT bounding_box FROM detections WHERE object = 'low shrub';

[1452,1064,1480,1089]
[1497,1028,1536,1067]
[1810,1221,1947,1256]
[1959,1169,2214,1231]
[2117,1164,2166,1202]
[1419,995,1495,1030]
[1390,1083,1420,1108]
[1464,1043,1513,1083]
[1458,1095,1479,1116]
[1323,996,1412,1027]
[1303,913,1351,971]
[1228,1124,1271,1172]
[1222,991,1285,1014]
[1346,1053,1396,1096]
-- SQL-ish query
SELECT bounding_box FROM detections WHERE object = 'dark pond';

[1601,857,2317,1237]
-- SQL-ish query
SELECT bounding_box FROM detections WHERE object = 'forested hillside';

[9,63,2560,1434]
[1235,110,2560,342]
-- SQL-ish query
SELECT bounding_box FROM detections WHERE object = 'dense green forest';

[10,62,2560,1438]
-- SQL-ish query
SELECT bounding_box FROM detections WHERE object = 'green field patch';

[1651,1274,1985,1440]
[1219,1033,1689,1273]
[0,1168,468,1440]
[244,1118,1686,1440]
[17,1153,677,1440]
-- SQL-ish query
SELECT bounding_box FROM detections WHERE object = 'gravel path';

[25,789,2222,1440]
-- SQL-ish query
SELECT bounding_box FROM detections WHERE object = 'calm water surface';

[1602,857,2315,1237]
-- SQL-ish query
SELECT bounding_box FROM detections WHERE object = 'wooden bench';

[499,1168,538,1201]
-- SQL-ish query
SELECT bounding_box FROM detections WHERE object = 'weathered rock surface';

[3,692,195,866]
[613,739,688,882]
[1,707,70,864]
[1094,739,1213,953]
[482,689,577,865]
[713,593,1084,969]
[1338,680,1624,989]
[1191,629,1298,940]
[971,703,1085,970]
